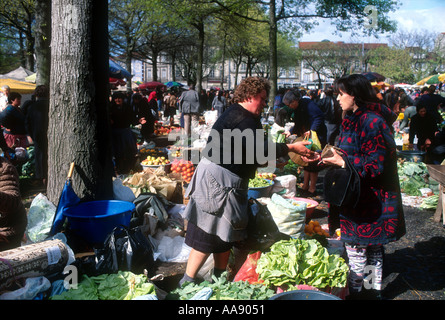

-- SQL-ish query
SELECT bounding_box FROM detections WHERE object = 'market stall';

[0,110,354,301]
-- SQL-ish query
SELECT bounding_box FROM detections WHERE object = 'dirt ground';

[312,197,445,300]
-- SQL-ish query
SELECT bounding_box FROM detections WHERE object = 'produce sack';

[94,226,155,276]
[237,198,290,252]
[271,175,297,198]
[233,251,262,284]
[267,194,306,238]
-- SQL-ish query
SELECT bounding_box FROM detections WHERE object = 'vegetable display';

[398,161,439,196]
[171,159,195,183]
[248,177,272,188]
[167,273,275,300]
[50,271,156,300]
[256,238,349,290]
[141,155,170,166]
[421,194,439,210]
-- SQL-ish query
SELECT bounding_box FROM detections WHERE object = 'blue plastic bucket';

[248,179,274,199]
[269,290,341,300]
[63,200,135,245]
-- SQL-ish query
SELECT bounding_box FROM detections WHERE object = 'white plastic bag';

[271,175,297,198]
[0,277,51,300]
[26,193,57,243]
[267,193,306,238]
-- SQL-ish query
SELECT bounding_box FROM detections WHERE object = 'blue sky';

[299,0,445,43]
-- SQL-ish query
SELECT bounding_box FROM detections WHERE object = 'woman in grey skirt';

[179,77,319,286]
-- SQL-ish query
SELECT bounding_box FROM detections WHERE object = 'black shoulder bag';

[323,156,361,208]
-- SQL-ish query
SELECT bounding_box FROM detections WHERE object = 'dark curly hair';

[233,76,270,104]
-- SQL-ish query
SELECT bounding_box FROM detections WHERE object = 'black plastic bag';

[94,226,155,275]
[236,198,290,251]
[131,193,170,228]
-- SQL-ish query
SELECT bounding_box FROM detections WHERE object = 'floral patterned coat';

[333,103,406,246]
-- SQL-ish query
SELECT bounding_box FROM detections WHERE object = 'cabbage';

[51,271,156,300]
[256,238,349,289]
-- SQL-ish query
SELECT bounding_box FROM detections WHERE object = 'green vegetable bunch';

[398,161,439,196]
[256,238,348,290]
[249,177,272,188]
[50,271,156,300]
[421,194,439,210]
[167,273,275,300]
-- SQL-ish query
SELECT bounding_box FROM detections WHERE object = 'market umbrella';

[164,81,183,88]
[361,72,386,82]
[371,81,390,89]
[425,74,445,85]
[0,78,36,94]
[138,81,166,90]
[416,75,435,86]
[49,163,80,236]
[438,73,445,83]
[109,59,131,79]
[109,77,126,86]
[0,66,34,81]
[25,73,36,83]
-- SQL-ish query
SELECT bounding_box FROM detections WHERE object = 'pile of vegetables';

[256,238,348,290]
[280,159,302,178]
[421,194,439,210]
[50,271,156,300]
[248,177,272,188]
[167,273,275,300]
[398,161,439,196]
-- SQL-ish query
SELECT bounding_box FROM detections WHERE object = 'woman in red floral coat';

[322,74,406,300]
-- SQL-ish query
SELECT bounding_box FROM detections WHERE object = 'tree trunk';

[196,20,204,92]
[34,0,51,86]
[48,0,113,204]
[268,0,278,104]
[152,52,159,82]
[126,53,132,91]
[220,33,226,90]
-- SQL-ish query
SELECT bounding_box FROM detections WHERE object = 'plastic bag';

[0,277,51,300]
[94,226,155,275]
[26,193,57,243]
[271,175,297,198]
[267,194,306,238]
[233,251,262,284]
[153,235,190,262]
[237,198,289,252]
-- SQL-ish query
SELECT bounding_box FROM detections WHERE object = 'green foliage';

[368,46,415,83]
[50,271,156,300]
[167,272,275,300]
[256,238,349,289]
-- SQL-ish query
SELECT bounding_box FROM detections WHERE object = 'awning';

[0,78,36,94]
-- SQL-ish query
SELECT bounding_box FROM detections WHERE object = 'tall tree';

[368,46,415,83]
[109,0,150,91]
[214,0,398,102]
[0,0,36,70]
[34,0,51,86]
[48,0,113,203]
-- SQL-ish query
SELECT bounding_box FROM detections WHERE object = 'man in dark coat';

[25,85,49,186]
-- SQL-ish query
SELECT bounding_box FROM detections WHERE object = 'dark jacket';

[334,103,406,246]
[179,89,201,114]
[0,157,27,251]
[203,103,289,181]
